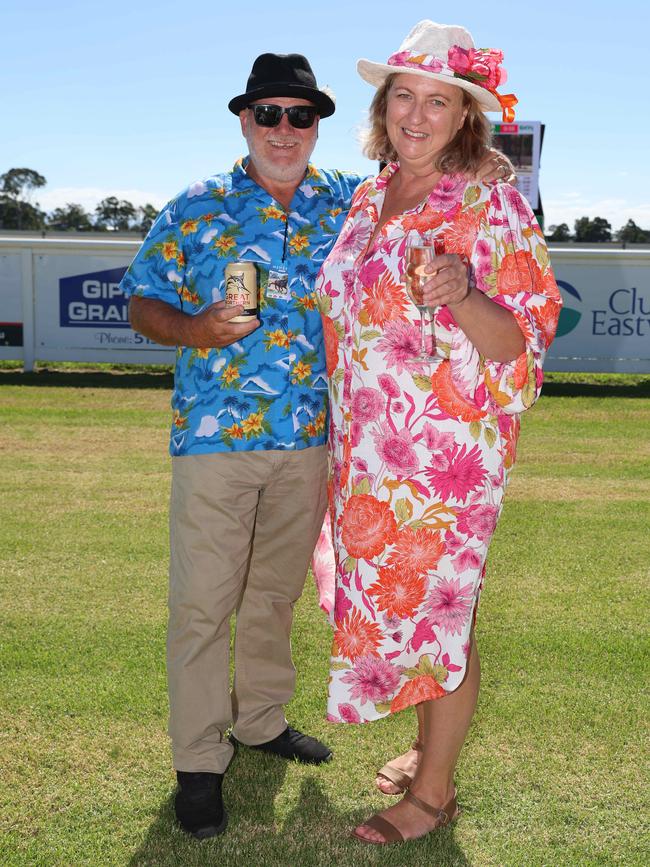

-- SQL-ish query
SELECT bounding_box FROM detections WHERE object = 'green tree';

[94,196,137,231]
[1,167,46,200]
[0,167,47,230]
[546,223,572,242]
[137,203,159,235]
[47,203,93,232]
[616,219,649,244]
[0,197,46,230]
[574,216,612,242]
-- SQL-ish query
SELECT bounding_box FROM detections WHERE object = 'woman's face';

[385,73,469,170]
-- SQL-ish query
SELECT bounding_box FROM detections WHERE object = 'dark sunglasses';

[249,103,318,129]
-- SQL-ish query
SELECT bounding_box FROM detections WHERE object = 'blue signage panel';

[59,267,129,328]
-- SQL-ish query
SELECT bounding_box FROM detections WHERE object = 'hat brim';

[229,84,335,118]
[357,59,501,113]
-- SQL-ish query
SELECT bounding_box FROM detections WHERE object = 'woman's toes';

[355,824,385,843]
[375,775,401,795]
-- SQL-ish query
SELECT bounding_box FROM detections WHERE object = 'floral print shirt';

[317,164,562,723]
[120,159,362,455]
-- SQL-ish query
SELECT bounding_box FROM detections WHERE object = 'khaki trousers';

[167,445,328,773]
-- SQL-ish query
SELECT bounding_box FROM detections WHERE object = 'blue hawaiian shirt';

[120,159,363,455]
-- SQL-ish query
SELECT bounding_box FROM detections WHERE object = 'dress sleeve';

[454,182,562,416]
[119,198,186,309]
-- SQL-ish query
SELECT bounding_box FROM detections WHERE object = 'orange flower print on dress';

[401,209,444,234]
[367,566,427,619]
[531,299,561,348]
[512,352,529,390]
[496,250,542,296]
[340,494,397,560]
[386,526,445,575]
[322,314,340,376]
[502,416,520,469]
[334,607,384,661]
[444,207,479,255]
[361,270,409,328]
[431,361,483,422]
[390,675,446,713]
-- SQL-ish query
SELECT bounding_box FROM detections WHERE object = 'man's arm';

[474,148,516,184]
[129,295,259,348]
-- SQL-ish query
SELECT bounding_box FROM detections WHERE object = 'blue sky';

[3,0,649,231]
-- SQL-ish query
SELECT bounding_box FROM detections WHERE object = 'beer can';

[224,261,258,322]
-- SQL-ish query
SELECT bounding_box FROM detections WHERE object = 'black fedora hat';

[228,53,335,118]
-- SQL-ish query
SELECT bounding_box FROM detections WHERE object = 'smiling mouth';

[402,127,428,139]
[268,139,299,149]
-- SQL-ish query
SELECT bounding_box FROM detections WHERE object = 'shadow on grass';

[128,759,470,866]
[0,368,173,390]
[542,379,650,398]
[126,749,288,866]
[3,367,649,399]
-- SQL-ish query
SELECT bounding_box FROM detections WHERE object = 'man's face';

[240,96,319,187]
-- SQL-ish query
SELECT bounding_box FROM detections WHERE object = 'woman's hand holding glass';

[404,233,472,361]
[404,232,445,361]
[419,253,472,311]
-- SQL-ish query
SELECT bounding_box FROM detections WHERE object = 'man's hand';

[128,295,260,349]
[188,301,259,348]
[473,148,516,184]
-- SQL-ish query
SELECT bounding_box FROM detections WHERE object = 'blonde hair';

[361,74,492,175]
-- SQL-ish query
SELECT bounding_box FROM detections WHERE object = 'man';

[121,51,512,841]
[121,53,363,840]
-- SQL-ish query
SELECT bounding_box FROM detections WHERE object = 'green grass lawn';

[1,367,648,866]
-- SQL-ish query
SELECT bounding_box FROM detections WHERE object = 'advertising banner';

[31,247,175,363]
[548,249,650,373]
[1,239,648,373]
[0,251,24,358]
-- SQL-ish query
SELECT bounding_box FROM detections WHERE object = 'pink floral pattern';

[316,164,561,723]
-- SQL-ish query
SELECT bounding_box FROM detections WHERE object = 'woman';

[316,21,562,845]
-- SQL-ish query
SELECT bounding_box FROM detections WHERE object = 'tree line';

[0,168,158,235]
[545,217,650,244]
[2,167,649,243]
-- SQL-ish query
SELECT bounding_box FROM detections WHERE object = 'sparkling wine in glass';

[404,233,445,361]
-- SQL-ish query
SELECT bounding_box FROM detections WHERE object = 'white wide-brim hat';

[357,20,517,121]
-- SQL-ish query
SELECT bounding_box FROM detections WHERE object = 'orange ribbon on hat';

[491,91,518,122]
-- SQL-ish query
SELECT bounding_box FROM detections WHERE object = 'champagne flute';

[404,232,445,361]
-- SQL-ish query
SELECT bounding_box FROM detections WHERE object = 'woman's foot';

[375,740,422,795]
[353,786,458,845]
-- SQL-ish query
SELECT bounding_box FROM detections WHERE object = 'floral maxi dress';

[316,165,562,724]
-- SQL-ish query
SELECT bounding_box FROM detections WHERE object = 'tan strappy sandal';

[375,739,422,794]
[353,788,460,845]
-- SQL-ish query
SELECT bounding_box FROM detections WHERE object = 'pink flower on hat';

[447,46,505,91]
[388,50,443,73]
[447,46,473,77]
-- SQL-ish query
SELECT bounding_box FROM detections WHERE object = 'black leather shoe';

[175,771,228,839]
[230,726,333,764]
